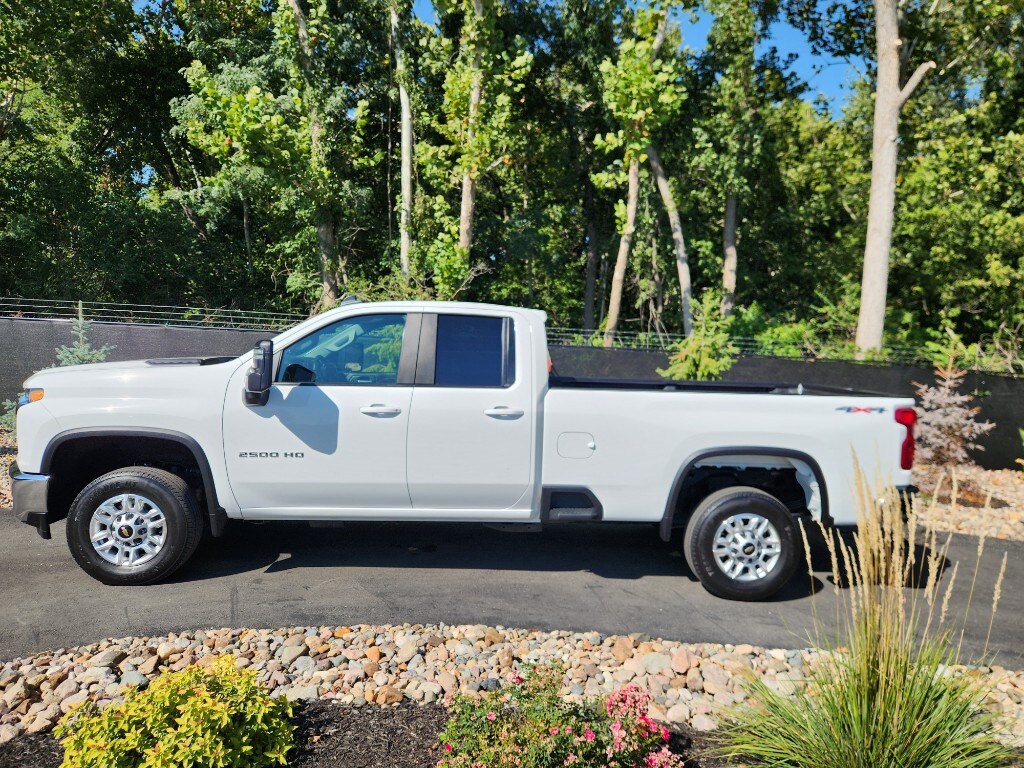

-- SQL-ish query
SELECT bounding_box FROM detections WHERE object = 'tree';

[594,5,687,346]
[417,0,533,297]
[391,0,414,277]
[854,0,936,354]
[697,0,764,317]
[181,0,393,311]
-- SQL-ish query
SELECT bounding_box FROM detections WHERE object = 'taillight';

[895,407,917,470]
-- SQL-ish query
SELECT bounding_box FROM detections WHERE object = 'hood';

[24,356,241,388]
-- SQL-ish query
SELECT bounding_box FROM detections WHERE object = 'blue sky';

[411,0,861,111]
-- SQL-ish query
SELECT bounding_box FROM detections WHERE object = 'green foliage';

[54,655,294,768]
[716,476,1011,768]
[55,302,114,367]
[658,290,738,380]
[0,0,1023,355]
[924,325,1024,375]
[0,399,16,438]
[437,665,682,768]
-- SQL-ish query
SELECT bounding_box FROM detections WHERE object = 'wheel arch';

[659,447,830,542]
[42,428,227,537]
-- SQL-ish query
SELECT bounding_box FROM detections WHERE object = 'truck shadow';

[801,524,952,591]
[174,520,837,602]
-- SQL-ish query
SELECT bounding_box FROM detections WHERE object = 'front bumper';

[9,460,53,539]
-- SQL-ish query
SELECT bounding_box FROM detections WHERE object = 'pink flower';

[444,744,453,753]
[550,727,560,736]
[486,711,497,721]
[645,746,683,768]
[606,684,651,720]
[661,726,670,741]
[610,721,626,752]
[584,729,596,742]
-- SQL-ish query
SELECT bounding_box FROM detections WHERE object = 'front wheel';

[66,467,204,586]
[683,486,800,601]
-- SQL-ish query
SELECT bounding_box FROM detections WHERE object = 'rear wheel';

[683,486,799,601]
[66,466,203,586]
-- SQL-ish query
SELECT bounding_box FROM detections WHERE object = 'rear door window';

[434,315,514,387]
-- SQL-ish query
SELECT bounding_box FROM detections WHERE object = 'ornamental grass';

[715,468,1012,768]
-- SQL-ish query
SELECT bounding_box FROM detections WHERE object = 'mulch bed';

[0,700,728,767]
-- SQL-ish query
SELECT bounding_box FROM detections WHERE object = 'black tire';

[683,486,800,601]
[66,466,204,586]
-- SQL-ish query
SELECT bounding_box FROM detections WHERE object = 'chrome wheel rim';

[89,494,167,568]
[712,513,782,582]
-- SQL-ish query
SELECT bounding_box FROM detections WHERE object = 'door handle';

[360,404,402,416]
[484,407,525,418]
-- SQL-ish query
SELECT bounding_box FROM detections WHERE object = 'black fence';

[549,346,1024,471]
[2,316,1021,470]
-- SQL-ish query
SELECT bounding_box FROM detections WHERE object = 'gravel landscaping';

[917,466,1024,542]
[2,623,1024,752]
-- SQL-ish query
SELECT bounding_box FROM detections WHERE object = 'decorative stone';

[691,714,718,732]
[87,649,127,669]
[279,646,307,666]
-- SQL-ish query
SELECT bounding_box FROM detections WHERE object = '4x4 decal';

[835,406,886,414]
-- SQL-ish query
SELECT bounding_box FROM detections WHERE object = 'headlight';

[16,389,44,409]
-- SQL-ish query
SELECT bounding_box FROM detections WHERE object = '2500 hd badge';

[238,451,305,458]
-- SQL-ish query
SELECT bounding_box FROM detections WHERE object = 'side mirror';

[244,340,274,406]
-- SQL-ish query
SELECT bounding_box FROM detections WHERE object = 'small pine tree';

[55,302,113,366]
[658,290,739,381]
[914,364,995,468]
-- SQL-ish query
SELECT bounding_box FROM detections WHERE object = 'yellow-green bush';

[55,655,294,768]
[715,472,1011,768]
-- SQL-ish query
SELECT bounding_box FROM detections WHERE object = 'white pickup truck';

[10,300,916,600]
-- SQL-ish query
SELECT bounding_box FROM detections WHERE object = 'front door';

[223,312,417,515]
[406,312,535,510]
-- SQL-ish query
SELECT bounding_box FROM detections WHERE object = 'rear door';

[405,312,535,510]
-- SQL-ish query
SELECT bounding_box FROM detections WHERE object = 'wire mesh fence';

[545,326,935,366]
[0,296,969,369]
[0,297,305,331]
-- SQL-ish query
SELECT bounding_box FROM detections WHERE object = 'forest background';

[1,0,1022,368]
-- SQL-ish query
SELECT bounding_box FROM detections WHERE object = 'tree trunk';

[288,0,340,309]
[160,148,207,241]
[458,0,484,256]
[855,0,935,354]
[721,194,738,316]
[316,211,340,311]
[241,195,254,278]
[391,3,413,277]
[647,144,692,336]
[603,158,639,348]
[583,176,599,331]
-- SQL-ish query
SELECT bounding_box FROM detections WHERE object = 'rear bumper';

[9,461,53,539]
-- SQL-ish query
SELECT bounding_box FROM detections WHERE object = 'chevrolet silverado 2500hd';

[9,300,916,600]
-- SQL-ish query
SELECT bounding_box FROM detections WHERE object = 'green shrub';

[55,655,294,768]
[437,665,682,768]
[658,290,738,381]
[0,398,16,438]
[55,302,113,366]
[715,472,1011,768]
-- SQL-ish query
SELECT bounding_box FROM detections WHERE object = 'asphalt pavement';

[1,512,1021,667]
